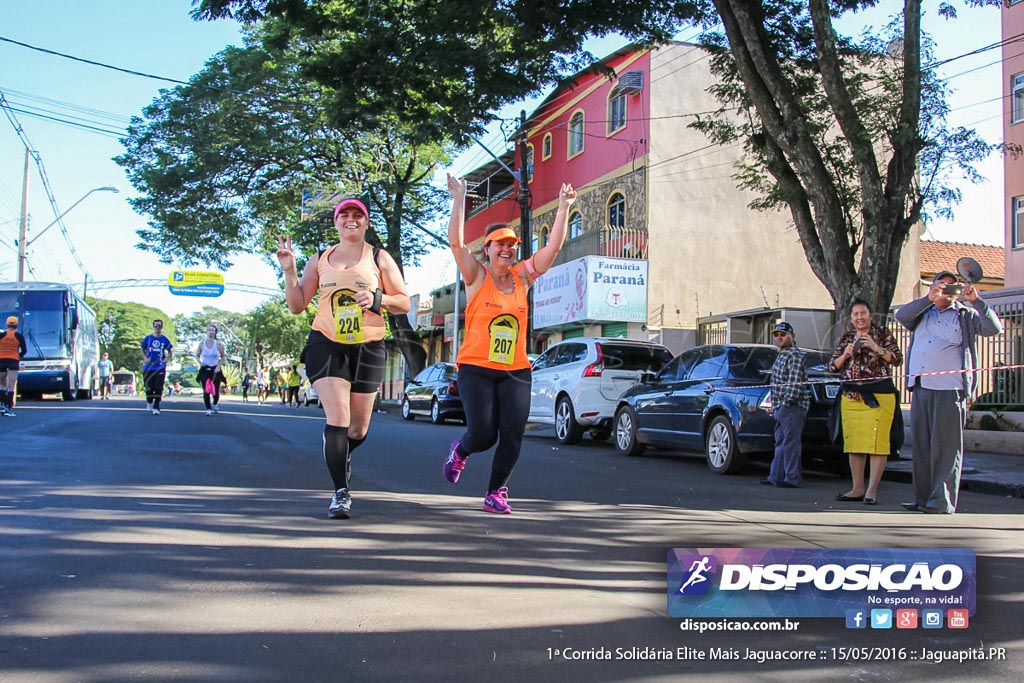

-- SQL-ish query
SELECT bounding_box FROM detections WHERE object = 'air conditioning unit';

[616,71,644,94]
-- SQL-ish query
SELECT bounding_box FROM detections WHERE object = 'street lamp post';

[17,186,120,281]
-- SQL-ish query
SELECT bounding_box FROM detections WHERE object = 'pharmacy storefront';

[532,256,648,346]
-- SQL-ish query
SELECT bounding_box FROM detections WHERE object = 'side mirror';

[69,307,80,330]
[641,371,658,384]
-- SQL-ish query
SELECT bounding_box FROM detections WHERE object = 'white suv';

[529,337,673,444]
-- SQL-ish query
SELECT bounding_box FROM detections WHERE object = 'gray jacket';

[894,295,1002,396]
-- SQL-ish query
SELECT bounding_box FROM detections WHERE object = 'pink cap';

[333,198,369,221]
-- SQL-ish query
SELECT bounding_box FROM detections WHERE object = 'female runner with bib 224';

[277,198,410,519]
[443,174,576,513]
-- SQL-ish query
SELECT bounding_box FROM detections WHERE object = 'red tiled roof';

[919,240,1005,280]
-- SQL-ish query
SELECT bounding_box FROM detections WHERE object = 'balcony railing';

[467,185,515,218]
[551,225,648,266]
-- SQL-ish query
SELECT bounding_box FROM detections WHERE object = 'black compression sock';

[348,434,367,454]
[323,424,351,490]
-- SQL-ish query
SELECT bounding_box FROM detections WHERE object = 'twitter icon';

[870,609,893,629]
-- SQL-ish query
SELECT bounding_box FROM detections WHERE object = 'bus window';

[23,290,65,359]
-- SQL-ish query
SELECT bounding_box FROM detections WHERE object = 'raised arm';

[447,174,484,288]
[528,183,577,275]
[276,235,318,314]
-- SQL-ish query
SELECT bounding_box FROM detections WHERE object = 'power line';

[0,34,194,86]
[0,89,94,281]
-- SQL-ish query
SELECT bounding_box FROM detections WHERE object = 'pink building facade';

[1004,0,1024,286]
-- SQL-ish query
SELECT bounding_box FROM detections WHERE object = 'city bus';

[0,282,99,401]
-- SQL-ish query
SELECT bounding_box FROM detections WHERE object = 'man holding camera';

[895,270,1002,514]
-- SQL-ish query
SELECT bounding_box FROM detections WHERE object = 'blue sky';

[0,1,1007,317]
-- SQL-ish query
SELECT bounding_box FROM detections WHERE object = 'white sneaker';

[146,403,153,413]
[205,410,213,416]
[152,409,160,415]
[212,405,219,414]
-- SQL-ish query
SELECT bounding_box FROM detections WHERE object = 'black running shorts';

[301,330,385,394]
[0,359,19,371]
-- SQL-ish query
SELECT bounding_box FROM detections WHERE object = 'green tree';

[689,0,996,322]
[116,31,448,375]
[195,0,1001,321]
[87,299,176,372]
[173,306,250,365]
[244,298,311,368]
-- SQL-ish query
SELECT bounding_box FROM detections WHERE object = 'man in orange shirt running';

[0,316,28,417]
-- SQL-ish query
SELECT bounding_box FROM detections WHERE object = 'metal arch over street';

[79,278,281,297]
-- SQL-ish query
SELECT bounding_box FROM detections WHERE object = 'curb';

[881,462,1024,500]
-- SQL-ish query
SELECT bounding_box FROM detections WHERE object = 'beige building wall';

[645,43,920,331]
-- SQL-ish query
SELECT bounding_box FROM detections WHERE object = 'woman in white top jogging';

[195,323,227,415]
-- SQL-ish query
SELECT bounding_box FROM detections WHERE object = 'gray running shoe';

[328,488,352,519]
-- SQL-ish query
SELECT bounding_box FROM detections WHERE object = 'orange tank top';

[311,243,386,344]
[457,268,531,371]
[0,331,21,360]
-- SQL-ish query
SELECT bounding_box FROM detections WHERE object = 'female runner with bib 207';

[442,174,577,513]
[277,198,410,519]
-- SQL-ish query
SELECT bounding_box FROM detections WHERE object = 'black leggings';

[457,364,532,492]
[143,369,165,408]
[196,366,224,410]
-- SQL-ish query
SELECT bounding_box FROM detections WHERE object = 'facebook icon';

[845,609,867,629]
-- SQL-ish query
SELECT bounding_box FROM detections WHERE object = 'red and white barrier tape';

[706,363,1024,393]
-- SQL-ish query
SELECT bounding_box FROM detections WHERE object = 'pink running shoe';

[482,487,511,514]
[442,439,467,483]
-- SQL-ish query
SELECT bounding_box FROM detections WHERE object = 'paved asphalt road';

[1,396,1022,682]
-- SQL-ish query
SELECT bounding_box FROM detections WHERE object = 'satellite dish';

[956,256,983,284]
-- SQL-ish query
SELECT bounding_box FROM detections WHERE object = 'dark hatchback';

[401,362,465,424]
[612,344,841,474]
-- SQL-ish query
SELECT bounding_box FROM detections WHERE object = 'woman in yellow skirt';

[829,299,903,505]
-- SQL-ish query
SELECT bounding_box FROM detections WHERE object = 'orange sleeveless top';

[311,243,386,344]
[457,268,531,371]
[0,331,21,360]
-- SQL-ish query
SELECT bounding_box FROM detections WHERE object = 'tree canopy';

[192,0,1001,322]
[193,0,690,143]
[87,298,175,372]
[116,33,449,273]
[690,0,997,319]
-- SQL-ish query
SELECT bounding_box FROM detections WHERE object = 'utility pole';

[517,110,534,350]
[17,148,29,281]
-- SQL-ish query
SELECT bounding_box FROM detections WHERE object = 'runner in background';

[0,316,27,416]
[140,319,173,415]
[196,323,227,416]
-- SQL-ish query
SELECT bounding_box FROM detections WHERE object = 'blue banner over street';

[168,270,225,297]
[667,548,975,618]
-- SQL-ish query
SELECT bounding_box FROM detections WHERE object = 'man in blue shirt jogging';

[140,319,173,415]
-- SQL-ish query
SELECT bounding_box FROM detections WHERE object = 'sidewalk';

[377,401,1024,500]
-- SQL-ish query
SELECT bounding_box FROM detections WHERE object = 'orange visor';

[486,227,521,245]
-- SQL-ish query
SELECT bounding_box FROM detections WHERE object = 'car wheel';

[555,396,584,445]
[705,415,746,474]
[430,398,444,424]
[614,406,646,457]
[590,428,611,441]
[402,398,415,420]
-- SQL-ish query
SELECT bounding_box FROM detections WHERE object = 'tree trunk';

[389,312,426,379]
